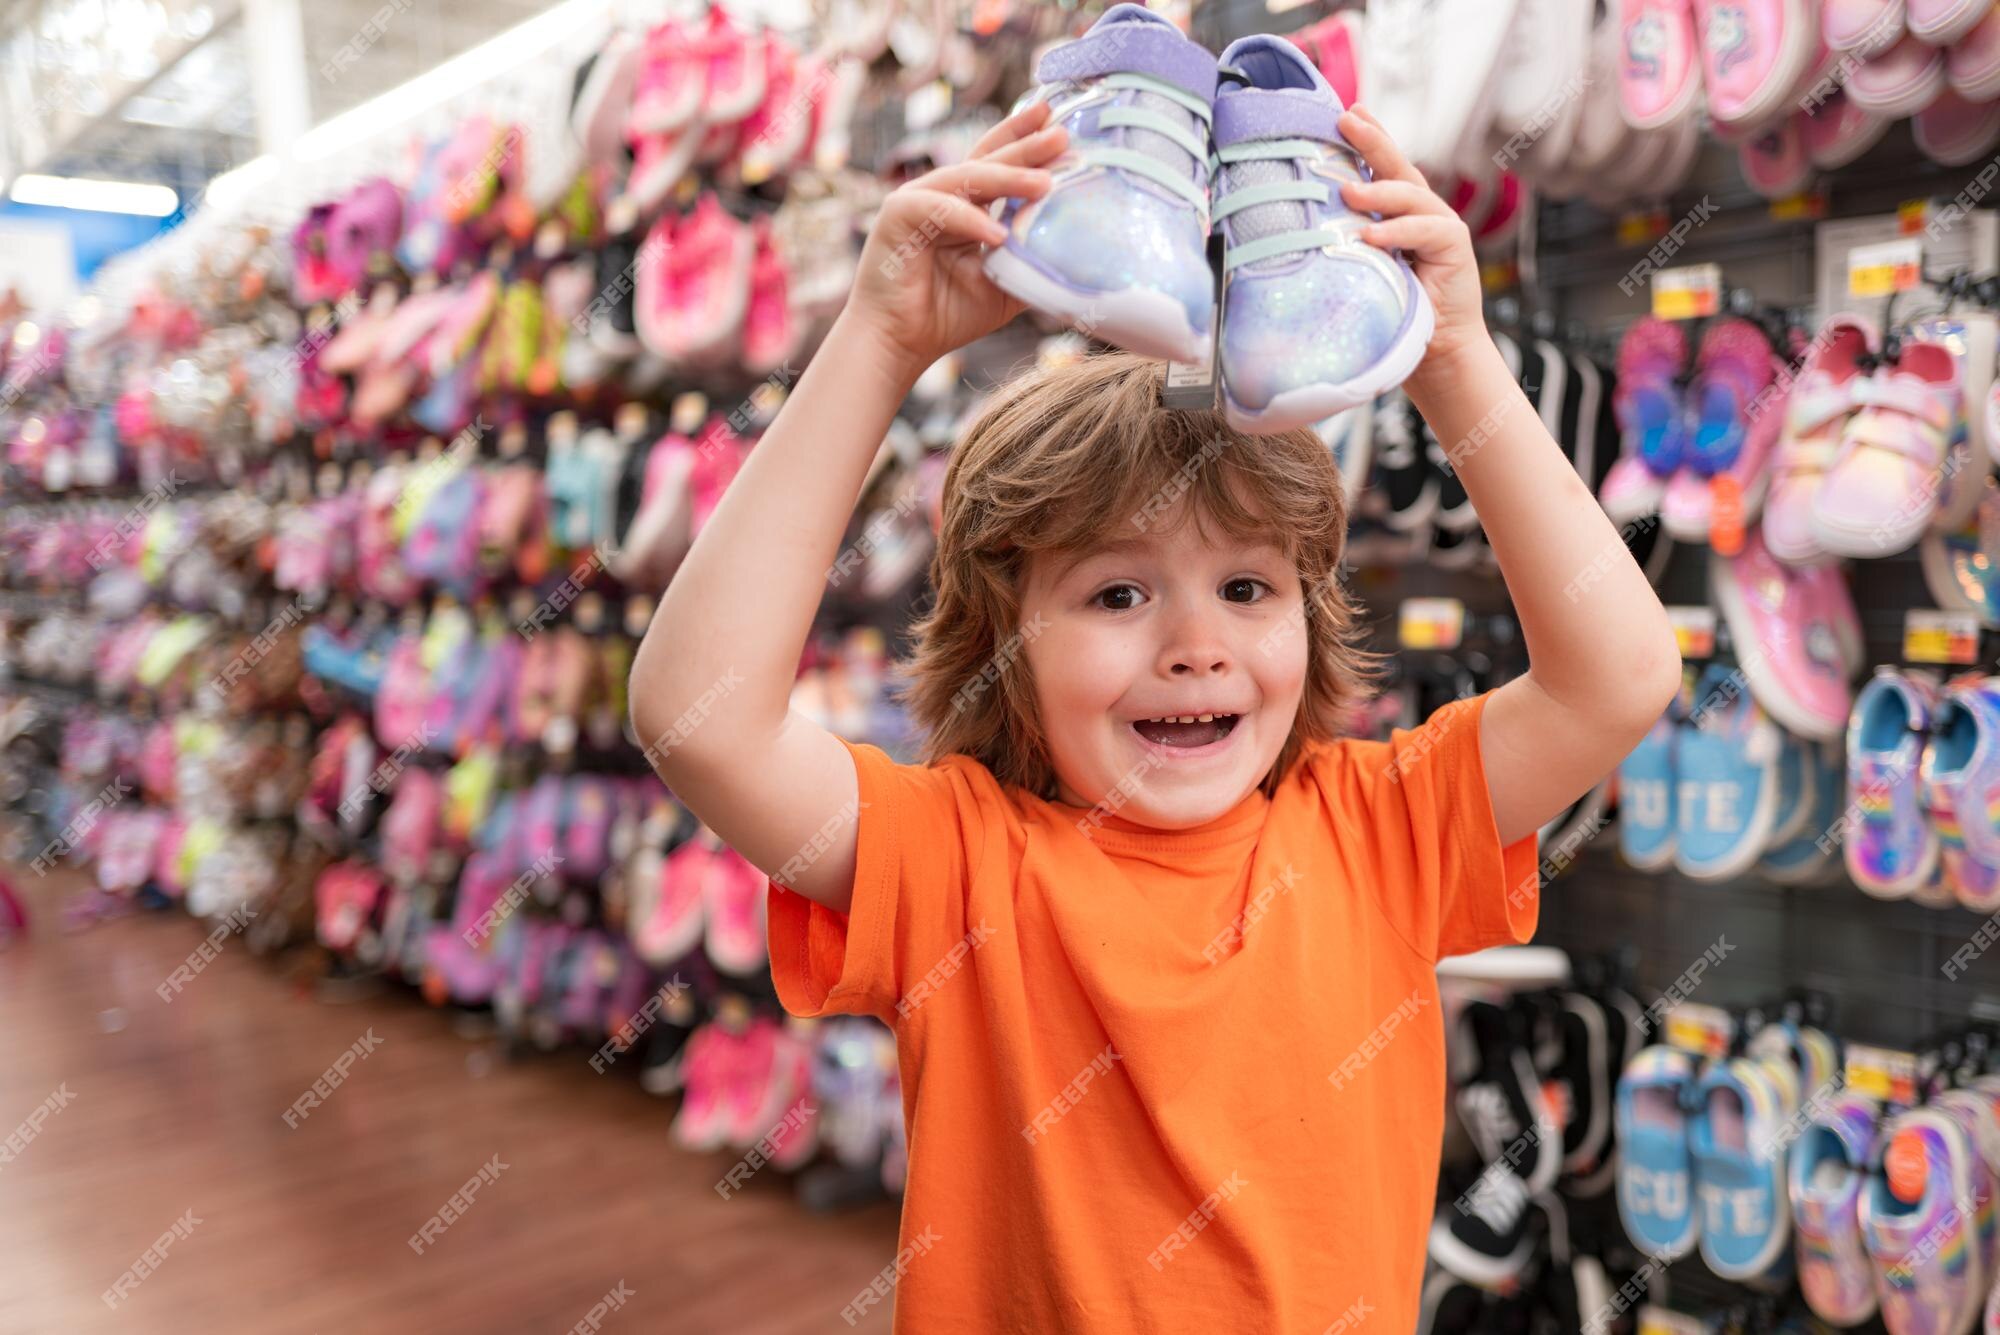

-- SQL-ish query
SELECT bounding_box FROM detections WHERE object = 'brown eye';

[1222,579,1267,604]
[1095,585,1140,611]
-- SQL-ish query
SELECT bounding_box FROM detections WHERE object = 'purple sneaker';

[1847,669,1942,900]
[982,4,1218,364]
[1789,1090,1882,1328]
[1922,679,2000,913]
[1210,34,1434,434]
[1862,1108,1983,1335]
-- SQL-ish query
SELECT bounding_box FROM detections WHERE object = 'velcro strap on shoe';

[1843,411,1948,464]
[1784,379,1856,435]
[1036,22,1218,103]
[1213,87,1345,150]
[1849,375,1953,430]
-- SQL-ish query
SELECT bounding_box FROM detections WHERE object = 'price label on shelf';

[1651,264,1722,321]
[1398,597,1465,651]
[1904,608,1981,665]
[1618,207,1670,247]
[1638,1308,1709,1335]
[1768,189,1828,223]
[1663,1002,1734,1058]
[1898,199,1932,236]
[1848,237,1923,297]
[1846,1043,1920,1106]
[1666,605,1716,659]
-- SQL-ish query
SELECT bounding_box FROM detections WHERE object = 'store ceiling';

[1,0,556,199]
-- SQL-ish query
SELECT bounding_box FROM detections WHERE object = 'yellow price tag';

[1905,609,1980,665]
[1666,606,1716,659]
[1618,208,1669,247]
[1768,189,1827,222]
[1846,1044,1919,1105]
[1663,1002,1733,1058]
[1651,265,1722,321]
[1848,238,1923,298]
[1899,199,1931,235]
[1398,597,1465,651]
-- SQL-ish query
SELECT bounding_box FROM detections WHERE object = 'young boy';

[631,99,1680,1334]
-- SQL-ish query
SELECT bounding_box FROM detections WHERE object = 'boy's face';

[1017,502,1308,829]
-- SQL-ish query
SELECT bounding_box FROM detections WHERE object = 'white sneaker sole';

[1222,285,1437,434]
[982,245,1209,366]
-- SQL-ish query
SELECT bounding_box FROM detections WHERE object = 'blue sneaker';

[1619,712,1679,871]
[1692,1058,1796,1283]
[1761,739,1843,884]
[1675,663,1782,881]
[1617,1045,1700,1261]
[1210,33,1434,434]
[1922,677,2000,913]
[1848,670,1941,900]
[982,4,1218,364]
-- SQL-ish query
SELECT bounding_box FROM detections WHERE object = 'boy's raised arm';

[1337,107,1684,847]
[628,104,1064,914]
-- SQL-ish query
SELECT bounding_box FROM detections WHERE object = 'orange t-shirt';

[768,692,1539,1334]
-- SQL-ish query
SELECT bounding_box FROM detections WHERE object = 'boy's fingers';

[1340,178,1451,220]
[980,123,1069,167]
[884,188,1007,248]
[1362,214,1470,262]
[969,100,1052,158]
[917,159,1054,207]
[1339,109,1427,190]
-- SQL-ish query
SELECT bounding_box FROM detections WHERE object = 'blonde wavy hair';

[900,351,1376,801]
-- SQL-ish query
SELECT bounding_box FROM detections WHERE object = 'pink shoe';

[1309,10,1364,106]
[1914,87,2000,163]
[703,847,768,977]
[630,21,702,135]
[1661,467,1719,541]
[1764,313,1878,564]
[741,217,797,376]
[634,209,683,361]
[1908,312,1997,531]
[1908,0,1990,45]
[1847,31,1949,112]
[725,1018,811,1153]
[625,128,702,215]
[1947,4,2000,99]
[1801,87,1890,166]
[1811,335,1961,557]
[1696,0,1818,131]
[1711,531,1859,739]
[694,7,767,124]
[647,195,753,364]
[672,1024,735,1152]
[1621,0,1704,128]
[735,41,813,184]
[573,30,643,166]
[1823,0,1907,54]
[633,836,707,966]
[1739,114,1814,197]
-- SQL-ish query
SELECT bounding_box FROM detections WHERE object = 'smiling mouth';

[1132,714,1241,748]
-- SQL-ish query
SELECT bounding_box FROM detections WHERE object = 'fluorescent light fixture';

[8,174,180,216]
[292,0,607,163]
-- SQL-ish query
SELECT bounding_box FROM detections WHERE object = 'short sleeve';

[765,739,981,1024]
[1309,692,1540,962]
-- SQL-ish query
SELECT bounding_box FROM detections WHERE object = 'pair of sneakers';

[673,1015,819,1170]
[1769,313,1990,564]
[981,5,1432,435]
[1617,1040,1822,1283]
[1853,668,2000,911]
[1825,1085,2000,1335]
[1619,662,1844,882]
[1601,316,1784,548]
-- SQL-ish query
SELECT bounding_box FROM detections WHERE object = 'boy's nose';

[1159,610,1233,678]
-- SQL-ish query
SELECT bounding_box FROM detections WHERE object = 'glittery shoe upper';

[988,4,1217,346]
[1211,34,1428,423]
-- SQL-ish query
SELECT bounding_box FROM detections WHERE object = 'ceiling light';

[8,173,179,216]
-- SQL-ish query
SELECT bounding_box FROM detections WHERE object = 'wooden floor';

[0,871,901,1335]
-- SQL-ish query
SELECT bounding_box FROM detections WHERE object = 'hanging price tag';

[1848,237,1923,297]
[1651,264,1722,320]
[1768,189,1828,223]
[1663,1002,1734,1058]
[1398,597,1466,651]
[1846,1043,1920,1106]
[1904,608,1981,664]
[1638,1307,1709,1335]
[1618,207,1670,247]
[1666,605,1717,659]
[1709,476,1745,555]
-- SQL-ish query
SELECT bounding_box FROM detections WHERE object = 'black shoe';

[1455,1001,1562,1193]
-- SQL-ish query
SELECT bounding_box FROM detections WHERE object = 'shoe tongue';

[1215,89,1347,272]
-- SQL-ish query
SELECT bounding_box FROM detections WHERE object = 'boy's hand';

[844,102,1067,380]
[1335,106,1487,384]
